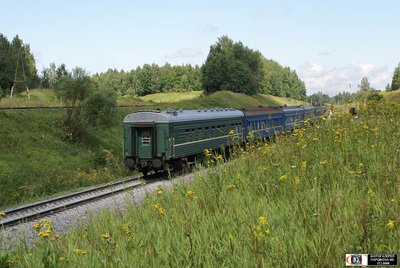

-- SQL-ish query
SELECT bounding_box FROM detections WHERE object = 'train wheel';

[141,167,149,178]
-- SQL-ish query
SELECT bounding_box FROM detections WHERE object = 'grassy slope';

[0,89,61,107]
[382,89,400,102]
[0,110,126,207]
[0,89,307,208]
[139,91,203,103]
[4,101,399,267]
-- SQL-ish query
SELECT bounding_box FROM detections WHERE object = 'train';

[123,105,327,175]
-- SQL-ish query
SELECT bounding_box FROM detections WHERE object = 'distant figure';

[328,109,333,119]
[328,104,334,119]
[349,107,357,116]
[349,107,360,121]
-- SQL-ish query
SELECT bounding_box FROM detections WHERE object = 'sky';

[1,0,399,96]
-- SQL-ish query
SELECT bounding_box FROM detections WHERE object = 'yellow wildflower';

[227,184,236,190]
[158,207,165,215]
[185,190,195,198]
[301,161,307,171]
[102,233,110,240]
[154,203,165,215]
[156,188,163,195]
[229,129,235,135]
[0,212,5,217]
[228,233,234,241]
[367,188,374,197]
[38,232,50,237]
[294,176,301,185]
[215,154,223,161]
[204,149,212,157]
[73,248,88,255]
[279,175,287,181]
[386,220,395,230]
[258,216,267,226]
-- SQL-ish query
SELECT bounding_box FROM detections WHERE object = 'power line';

[10,45,30,99]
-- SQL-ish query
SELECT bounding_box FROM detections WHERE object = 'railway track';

[0,174,165,228]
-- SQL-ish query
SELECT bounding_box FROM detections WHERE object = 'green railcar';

[123,108,244,175]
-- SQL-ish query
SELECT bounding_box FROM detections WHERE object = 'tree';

[40,63,58,88]
[391,63,400,91]
[201,36,263,95]
[54,66,116,141]
[259,59,306,100]
[0,34,14,93]
[307,91,331,104]
[358,76,372,92]
[333,91,353,104]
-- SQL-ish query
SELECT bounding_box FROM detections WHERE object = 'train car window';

[185,129,189,142]
[141,130,151,146]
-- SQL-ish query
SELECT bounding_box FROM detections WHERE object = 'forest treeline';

[0,34,308,100]
[2,33,399,101]
[0,34,39,96]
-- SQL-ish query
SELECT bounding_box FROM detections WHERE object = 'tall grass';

[0,90,305,208]
[0,110,127,208]
[2,101,398,267]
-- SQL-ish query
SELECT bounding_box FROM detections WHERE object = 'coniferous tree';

[358,76,372,92]
[391,63,400,91]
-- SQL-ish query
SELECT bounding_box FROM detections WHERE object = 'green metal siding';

[125,117,244,162]
[169,117,243,159]
[123,124,132,158]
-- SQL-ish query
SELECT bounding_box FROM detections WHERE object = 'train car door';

[137,128,152,159]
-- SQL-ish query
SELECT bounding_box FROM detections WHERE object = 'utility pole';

[10,45,30,99]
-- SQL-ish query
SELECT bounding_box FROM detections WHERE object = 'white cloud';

[199,24,218,33]
[166,48,203,59]
[297,61,391,96]
[317,50,335,56]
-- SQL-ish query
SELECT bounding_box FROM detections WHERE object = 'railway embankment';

[1,100,398,267]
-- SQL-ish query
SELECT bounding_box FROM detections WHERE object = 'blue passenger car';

[240,107,284,140]
[282,106,306,131]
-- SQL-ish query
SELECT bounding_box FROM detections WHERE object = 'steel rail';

[0,175,164,228]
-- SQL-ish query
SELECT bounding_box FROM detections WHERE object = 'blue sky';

[1,0,399,96]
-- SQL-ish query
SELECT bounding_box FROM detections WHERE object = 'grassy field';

[0,89,61,108]
[139,91,203,103]
[381,89,400,102]
[2,100,398,267]
[0,89,307,208]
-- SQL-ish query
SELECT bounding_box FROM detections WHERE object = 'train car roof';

[282,106,305,112]
[123,108,244,123]
[239,107,283,116]
[303,105,315,111]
